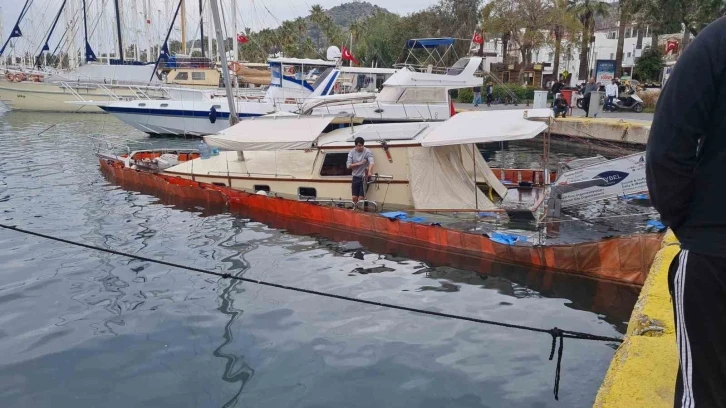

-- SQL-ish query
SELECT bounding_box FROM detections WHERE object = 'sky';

[1,0,438,57]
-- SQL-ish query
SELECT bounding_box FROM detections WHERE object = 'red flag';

[237,34,248,44]
[341,45,359,65]
[472,32,483,45]
[665,39,678,55]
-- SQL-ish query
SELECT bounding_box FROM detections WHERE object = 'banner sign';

[594,59,616,84]
[556,152,647,207]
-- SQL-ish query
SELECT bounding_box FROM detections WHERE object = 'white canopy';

[421,109,551,147]
[204,116,335,151]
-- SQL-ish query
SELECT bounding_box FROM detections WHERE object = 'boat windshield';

[446,58,471,75]
[311,68,335,90]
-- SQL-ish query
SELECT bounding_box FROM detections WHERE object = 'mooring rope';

[0,223,623,400]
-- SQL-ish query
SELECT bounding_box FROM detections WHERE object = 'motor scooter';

[607,88,644,113]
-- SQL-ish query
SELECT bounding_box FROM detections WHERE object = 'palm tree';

[614,0,634,77]
[547,0,578,81]
[569,0,609,80]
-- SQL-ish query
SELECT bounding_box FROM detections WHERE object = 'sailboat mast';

[199,0,205,58]
[180,0,186,54]
[114,0,124,63]
[231,0,237,62]
[0,7,4,69]
[82,0,97,63]
[209,0,238,126]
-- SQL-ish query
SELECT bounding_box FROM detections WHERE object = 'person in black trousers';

[646,16,726,408]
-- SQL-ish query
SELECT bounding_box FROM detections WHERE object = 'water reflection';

[0,111,636,406]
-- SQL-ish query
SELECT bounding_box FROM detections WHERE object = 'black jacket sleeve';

[646,18,726,230]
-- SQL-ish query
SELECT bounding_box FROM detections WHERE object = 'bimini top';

[420,109,552,146]
[204,109,551,151]
[405,38,455,49]
[205,116,336,151]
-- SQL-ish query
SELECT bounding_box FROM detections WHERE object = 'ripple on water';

[0,111,637,407]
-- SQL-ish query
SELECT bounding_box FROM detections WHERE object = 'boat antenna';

[0,0,32,57]
[37,0,67,63]
[82,0,97,63]
[210,0,239,126]
[113,0,124,63]
[150,0,183,82]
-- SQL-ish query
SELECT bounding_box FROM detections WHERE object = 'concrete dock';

[455,104,653,146]
[594,231,678,407]
[551,117,651,146]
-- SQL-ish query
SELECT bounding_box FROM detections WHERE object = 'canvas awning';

[420,109,552,146]
[204,116,335,151]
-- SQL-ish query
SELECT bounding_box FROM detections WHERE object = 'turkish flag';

[665,39,678,55]
[472,32,483,45]
[237,34,248,44]
[341,45,359,65]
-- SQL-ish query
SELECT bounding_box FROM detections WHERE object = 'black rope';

[549,328,565,400]
[0,223,623,399]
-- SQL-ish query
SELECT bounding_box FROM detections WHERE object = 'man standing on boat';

[347,137,374,207]
[646,16,726,408]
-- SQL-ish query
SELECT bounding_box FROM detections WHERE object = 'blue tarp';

[379,211,427,224]
[646,220,666,232]
[405,38,455,49]
[489,232,528,246]
[620,193,649,200]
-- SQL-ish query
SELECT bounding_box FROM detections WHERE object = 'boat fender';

[209,106,218,123]
[256,190,268,196]
[228,61,242,75]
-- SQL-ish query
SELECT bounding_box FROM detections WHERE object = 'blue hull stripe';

[100,106,264,119]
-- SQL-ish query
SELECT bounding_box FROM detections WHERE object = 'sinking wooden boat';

[94,110,662,284]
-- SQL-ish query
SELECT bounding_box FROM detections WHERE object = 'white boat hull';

[99,99,451,136]
[0,80,146,112]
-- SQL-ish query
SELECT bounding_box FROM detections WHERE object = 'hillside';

[325,1,392,28]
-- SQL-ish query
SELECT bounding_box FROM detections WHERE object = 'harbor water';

[0,112,638,407]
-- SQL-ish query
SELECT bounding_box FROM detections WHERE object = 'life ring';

[31,74,41,82]
[4,72,12,81]
[228,61,242,75]
[285,66,296,75]
[333,82,340,93]
[13,73,26,82]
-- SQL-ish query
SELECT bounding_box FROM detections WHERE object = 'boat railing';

[297,196,379,211]
[311,99,448,120]
[88,136,132,160]
[205,170,296,178]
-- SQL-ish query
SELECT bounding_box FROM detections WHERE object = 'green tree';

[633,46,662,81]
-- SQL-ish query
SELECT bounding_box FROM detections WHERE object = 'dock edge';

[594,230,679,407]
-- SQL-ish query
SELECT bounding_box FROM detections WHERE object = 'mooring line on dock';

[0,222,623,400]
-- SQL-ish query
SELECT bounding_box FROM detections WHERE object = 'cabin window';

[192,72,206,81]
[174,72,189,80]
[160,103,169,107]
[298,187,317,199]
[253,185,270,192]
[138,103,146,107]
[320,153,353,176]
